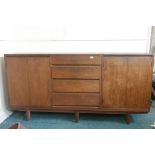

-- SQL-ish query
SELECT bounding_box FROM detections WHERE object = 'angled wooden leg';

[75,112,80,123]
[26,110,31,121]
[125,114,132,124]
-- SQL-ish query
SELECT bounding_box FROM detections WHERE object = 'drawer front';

[51,55,101,65]
[52,66,101,79]
[52,93,100,106]
[52,80,100,92]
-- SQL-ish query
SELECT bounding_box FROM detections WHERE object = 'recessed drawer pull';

[90,56,94,59]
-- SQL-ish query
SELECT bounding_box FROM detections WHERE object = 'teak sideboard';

[4,54,154,124]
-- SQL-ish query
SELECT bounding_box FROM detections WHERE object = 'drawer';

[52,93,100,106]
[52,80,100,92]
[51,55,101,65]
[52,66,101,79]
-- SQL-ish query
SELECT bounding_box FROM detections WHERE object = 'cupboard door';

[102,56,127,108]
[126,57,152,109]
[28,57,50,108]
[5,57,30,106]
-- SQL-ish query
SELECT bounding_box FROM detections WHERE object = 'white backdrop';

[0,26,151,56]
[0,1,152,56]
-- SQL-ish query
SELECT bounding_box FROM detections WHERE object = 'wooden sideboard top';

[4,54,153,57]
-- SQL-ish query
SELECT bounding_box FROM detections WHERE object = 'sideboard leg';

[75,112,80,123]
[26,110,31,121]
[125,114,132,124]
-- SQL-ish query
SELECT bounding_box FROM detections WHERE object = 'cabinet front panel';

[5,54,153,114]
[51,55,101,65]
[5,57,30,106]
[52,66,101,79]
[53,80,100,92]
[52,93,100,106]
[126,57,152,109]
[102,56,127,108]
[28,57,50,108]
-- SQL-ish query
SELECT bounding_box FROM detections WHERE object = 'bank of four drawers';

[51,55,101,107]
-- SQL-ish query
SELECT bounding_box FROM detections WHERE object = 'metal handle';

[90,56,94,59]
